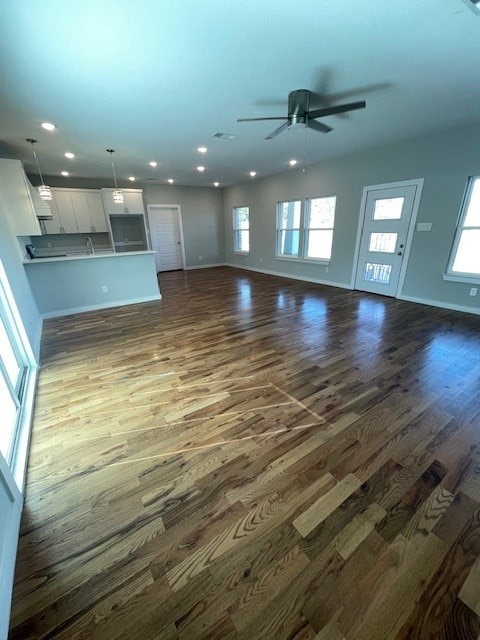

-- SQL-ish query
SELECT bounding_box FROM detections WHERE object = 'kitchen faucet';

[86,237,94,255]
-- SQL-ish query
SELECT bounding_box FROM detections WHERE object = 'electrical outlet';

[198,256,203,260]
[470,287,478,296]
[102,285,108,293]
[260,258,263,263]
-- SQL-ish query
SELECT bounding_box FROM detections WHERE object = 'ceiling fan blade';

[307,119,333,134]
[265,122,289,139]
[308,101,366,119]
[237,117,288,122]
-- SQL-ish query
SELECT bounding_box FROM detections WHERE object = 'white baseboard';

[397,293,480,316]
[41,294,162,319]
[224,263,353,290]
[185,263,225,270]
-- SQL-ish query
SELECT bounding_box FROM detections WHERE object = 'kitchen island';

[24,250,161,318]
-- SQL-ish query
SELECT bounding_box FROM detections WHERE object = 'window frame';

[444,177,480,284]
[275,195,336,264]
[232,205,250,255]
[275,199,302,259]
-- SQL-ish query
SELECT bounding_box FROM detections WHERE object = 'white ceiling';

[0,0,479,188]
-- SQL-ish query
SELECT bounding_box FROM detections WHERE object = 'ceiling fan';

[237,89,366,139]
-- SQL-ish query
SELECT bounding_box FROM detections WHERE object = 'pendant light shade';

[26,138,52,201]
[107,149,124,204]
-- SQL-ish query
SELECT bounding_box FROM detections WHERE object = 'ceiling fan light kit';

[238,89,366,140]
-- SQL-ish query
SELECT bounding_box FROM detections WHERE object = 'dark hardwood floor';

[8,266,480,639]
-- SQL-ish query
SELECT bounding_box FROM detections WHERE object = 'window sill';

[275,255,330,266]
[443,273,480,285]
[234,251,249,256]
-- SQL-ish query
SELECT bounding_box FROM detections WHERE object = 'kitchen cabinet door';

[70,192,91,233]
[123,191,145,215]
[42,197,63,234]
[102,188,145,215]
[86,192,108,232]
[51,191,78,233]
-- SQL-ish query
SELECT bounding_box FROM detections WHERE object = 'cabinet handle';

[60,226,65,234]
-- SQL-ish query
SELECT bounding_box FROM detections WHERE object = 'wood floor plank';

[8,267,480,640]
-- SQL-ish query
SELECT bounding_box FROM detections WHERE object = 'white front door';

[354,181,422,297]
[147,205,184,272]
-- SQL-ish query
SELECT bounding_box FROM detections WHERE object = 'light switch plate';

[417,222,432,231]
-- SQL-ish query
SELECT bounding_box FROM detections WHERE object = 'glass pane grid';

[368,232,398,253]
[363,262,392,284]
[306,196,336,228]
[306,230,333,259]
[277,200,301,229]
[451,229,480,274]
[277,230,300,256]
[373,197,404,220]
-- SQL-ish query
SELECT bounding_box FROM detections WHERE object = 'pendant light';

[106,149,124,204]
[26,138,52,201]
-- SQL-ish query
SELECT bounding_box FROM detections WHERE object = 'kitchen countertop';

[23,250,156,264]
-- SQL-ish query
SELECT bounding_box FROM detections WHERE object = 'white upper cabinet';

[86,192,108,232]
[44,189,108,234]
[101,188,145,215]
[0,159,42,236]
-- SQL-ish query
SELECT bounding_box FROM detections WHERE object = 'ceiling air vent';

[213,133,239,140]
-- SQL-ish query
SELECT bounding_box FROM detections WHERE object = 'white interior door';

[147,205,184,272]
[354,183,421,297]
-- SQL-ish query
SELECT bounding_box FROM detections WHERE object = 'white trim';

[185,263,225,270]
[146,204,186,270]
[443,273,480,285]
[12,367,38,491]
[397,293,480,316]
[224,263,353,290]
[275,255,330,266]
[40,294,162,319]
[351,178,425,295]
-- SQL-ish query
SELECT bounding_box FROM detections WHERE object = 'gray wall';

[223,121,480,313]
[25,253,160,317]
[0,190,42,358]
[31,177,225,269]
[142,184,224,268]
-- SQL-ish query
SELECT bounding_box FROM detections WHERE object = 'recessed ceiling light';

[64,152,75,159]
[214,182,220,187]
[249,171,256,177]
[128,176,135,181]
[168,178,174,184]
[289,159,298,166]
[197,166,205,172]
[41,122,56,131]
[61,171,69,177]
[149,161,157,167]
[197,146,207,153]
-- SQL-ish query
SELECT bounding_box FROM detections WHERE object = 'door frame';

[146,204,186,270]
[350,178,424,296]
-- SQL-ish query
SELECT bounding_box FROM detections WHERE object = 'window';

[233,206,249,253]
[447,177,480,280]
[276,196,336,261]
[276,200,301,257]
[0,264,29,466]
